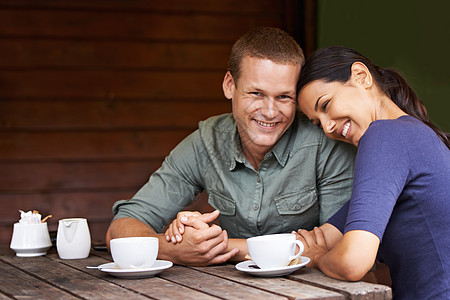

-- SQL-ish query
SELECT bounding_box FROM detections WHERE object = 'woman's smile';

[341,121,351,138]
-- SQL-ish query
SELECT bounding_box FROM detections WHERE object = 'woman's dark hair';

[297,46,449,149]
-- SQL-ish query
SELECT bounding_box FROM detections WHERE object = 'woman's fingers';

[297,228,316,248]
[312,227,327,247]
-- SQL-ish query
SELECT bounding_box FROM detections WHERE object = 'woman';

[295,46,449,299]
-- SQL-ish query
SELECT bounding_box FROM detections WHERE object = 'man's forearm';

[226,238,248,262]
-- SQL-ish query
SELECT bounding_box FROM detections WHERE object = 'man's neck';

[241,145,268,171]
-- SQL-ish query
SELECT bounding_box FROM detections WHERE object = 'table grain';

[0,247,391,299]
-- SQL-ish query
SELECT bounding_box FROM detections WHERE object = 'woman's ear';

[222,71,235,100]
[351,62,373,88]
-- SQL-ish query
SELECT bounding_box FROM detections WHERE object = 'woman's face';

[298,79,375,146]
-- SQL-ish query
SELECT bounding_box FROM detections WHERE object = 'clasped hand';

[292,227,329,268]
[164,210,239,266]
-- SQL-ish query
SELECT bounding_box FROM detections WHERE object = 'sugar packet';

[18,210,52,224]
[18,210,42,224]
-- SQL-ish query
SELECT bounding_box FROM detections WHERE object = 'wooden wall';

[0,0,314,246]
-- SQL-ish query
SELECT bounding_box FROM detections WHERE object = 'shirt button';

[294,203,302,210]
[256,177,261,183]
[253,204,259,211]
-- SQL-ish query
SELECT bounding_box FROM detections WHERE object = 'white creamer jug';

[56,218,91,259]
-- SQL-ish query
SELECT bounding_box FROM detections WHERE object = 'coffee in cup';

[110,237,158,269]
[247,233,304,269]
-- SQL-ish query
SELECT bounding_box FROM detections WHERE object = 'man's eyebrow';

[244,86,264,93]
[282,90,297,96]
[314,95,325,112]
[281,87,296,94]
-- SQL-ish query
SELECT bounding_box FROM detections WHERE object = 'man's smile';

[255,120,277,128]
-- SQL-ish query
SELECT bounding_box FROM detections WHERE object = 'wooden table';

[0,247,391,299]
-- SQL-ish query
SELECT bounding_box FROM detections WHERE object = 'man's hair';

[228,27,305,84]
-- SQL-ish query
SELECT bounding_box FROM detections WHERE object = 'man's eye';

[250,92,263,97]
[277,95,293,103]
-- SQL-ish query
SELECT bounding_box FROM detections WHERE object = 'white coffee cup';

[56,218,91,259]
[110,237,158,269]
[247,233,304,269]
[10,222,52,257]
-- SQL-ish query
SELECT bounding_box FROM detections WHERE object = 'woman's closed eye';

[321,100,330,111]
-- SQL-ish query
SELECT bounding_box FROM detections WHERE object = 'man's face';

[223,56,300,156]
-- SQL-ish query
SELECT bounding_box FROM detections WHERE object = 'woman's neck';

[376,95,408,121]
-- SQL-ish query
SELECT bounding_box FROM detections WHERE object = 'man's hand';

[107,216,239,266]
[166,219,239,266]
[162,211,239,265]
[165,210,219,244]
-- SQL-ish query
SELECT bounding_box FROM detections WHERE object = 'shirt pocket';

[208,190,236,216]
[273,187,318,215]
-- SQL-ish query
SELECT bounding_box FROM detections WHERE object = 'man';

[106,27,356,266]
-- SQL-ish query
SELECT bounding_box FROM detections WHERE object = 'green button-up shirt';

[112,112,356,238]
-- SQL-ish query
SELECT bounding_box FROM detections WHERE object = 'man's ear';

[222,71,235,100]
[350,62,373,88]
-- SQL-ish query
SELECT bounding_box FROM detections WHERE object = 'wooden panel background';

[0,0,315,246]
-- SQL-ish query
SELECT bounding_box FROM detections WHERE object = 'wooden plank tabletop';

[0,247,391,299]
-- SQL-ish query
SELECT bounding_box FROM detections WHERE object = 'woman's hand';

[294,226,380,281]
[293,227,329,268]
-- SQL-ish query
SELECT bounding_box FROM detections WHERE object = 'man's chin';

[251,136,281,149]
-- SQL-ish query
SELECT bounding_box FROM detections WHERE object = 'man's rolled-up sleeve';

[112,131,205,233]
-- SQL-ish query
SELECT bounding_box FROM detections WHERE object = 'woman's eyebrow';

[315,95,325,111]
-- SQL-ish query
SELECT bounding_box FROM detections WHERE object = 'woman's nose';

[323,119,336,134]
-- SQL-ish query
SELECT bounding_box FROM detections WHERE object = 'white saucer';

[235,257,310,277]
[95,260,173,279]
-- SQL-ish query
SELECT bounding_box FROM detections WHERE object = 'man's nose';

[261,98,278,117]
